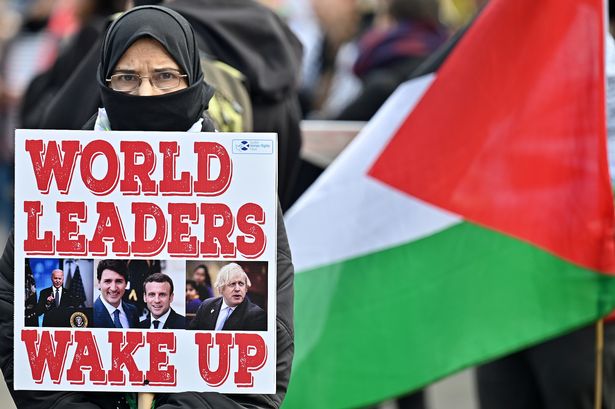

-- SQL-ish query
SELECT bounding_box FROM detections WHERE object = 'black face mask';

[98,5,213,131]
[100,78,214,131]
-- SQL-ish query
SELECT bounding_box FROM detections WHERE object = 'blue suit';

[93,296,139,328]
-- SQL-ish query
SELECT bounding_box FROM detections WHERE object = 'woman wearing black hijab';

[0,5,295,409]
[90,6,294,409]
[86,5,215,132]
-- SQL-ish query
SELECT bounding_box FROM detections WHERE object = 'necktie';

[153,320,160,329]
[216,307,232,331]
[113,309,122,328]
[54,288,60,307]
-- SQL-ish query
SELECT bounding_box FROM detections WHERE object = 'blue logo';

[232,139,274,154]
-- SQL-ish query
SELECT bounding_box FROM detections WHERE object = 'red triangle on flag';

[368,0,615,273]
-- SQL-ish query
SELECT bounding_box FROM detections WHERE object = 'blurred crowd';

[0,0,123,242]
[0,0,481,246]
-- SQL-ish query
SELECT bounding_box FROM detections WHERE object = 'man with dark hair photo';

[139,272,185,329]
[93,259,138,328]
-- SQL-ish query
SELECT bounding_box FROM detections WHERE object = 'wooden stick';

[138,392,155,409]
[595,318,604,409]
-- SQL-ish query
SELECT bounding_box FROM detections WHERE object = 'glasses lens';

[152,72,181,90]
[110,74,140,91]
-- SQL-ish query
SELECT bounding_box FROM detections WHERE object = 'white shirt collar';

[214,299,236,331]
[99,294,125,316]
[150,308,172,329]
[221,299,236,311]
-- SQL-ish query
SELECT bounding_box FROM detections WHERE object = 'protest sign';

[14,129,277,393]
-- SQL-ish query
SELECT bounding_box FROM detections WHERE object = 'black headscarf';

[98,5,214,131]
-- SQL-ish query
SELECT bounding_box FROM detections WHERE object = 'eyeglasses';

[106,71,187,92]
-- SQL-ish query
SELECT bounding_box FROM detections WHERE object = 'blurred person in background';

[1,0,81,147]
[0,0,125,244]
[287,0,449,210]
[185,278,202,327]
[20,0,128,128]
[335,0,448,121]
[192,263,213,300]
[298,0,372,118]
[0,0,69,244]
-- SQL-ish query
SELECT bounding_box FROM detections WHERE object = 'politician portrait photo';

[139,272,186,329]
[188,261,268,331]
[25,258,94,327]
[93,259,139,328]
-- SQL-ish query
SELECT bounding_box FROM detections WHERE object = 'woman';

[0,6,294,409]
[185,279,202,327]
[335,0,448,121]
[192,264,213,300]
[87,4,215,132]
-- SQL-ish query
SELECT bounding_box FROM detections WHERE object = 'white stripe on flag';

[286,75,462,272]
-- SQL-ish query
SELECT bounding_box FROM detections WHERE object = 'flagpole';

[595,318,604,409]
[138,392,155,409]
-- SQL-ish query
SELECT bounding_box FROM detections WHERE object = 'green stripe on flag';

[285,222,615,409]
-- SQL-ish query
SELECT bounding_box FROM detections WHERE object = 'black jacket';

[35,286,77,327]
[171,0,303,211]
[189,296,266,331]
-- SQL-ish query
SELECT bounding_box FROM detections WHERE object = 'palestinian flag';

[283,0,615,408]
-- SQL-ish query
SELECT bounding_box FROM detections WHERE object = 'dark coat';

[138,309,186,330]
[93,296,139,329]
[35,286,76,327]
[336,57,426,121]
[189,296,266,331]
[171,0,303,211]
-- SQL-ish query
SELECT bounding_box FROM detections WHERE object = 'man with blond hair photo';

[189,262,266,331]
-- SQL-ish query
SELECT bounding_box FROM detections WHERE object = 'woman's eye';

[157,72,175,81]
[118,74,137,82]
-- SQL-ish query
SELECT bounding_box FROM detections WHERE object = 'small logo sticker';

[232,139,273,154]
[70,311,89,328]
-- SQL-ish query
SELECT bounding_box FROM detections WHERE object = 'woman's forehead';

[114,37,180,69]
[100,7,201,85]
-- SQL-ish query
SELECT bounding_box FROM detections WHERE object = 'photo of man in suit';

[93,259,139,328]
[189,263,266,331]
[139,273,186,329]
[35,269,76,327]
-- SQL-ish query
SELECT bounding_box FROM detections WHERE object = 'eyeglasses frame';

[105,71,188,92]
